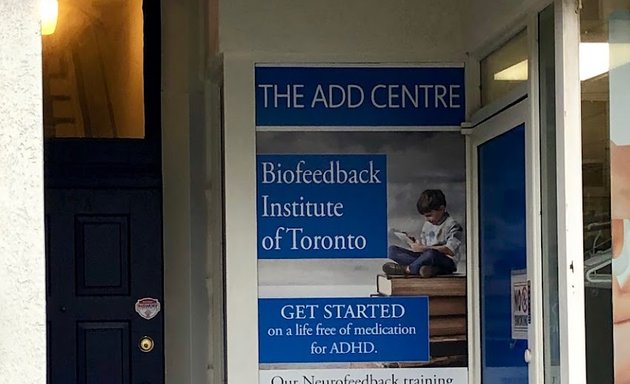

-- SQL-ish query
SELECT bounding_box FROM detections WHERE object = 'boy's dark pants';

[387,245,456,275]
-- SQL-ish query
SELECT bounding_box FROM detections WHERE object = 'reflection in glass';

[42,0,144,138]
[580,1,630,383]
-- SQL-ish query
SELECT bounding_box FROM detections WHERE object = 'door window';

[42,0,145,138]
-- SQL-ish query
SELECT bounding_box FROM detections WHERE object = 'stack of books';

[376,273,467,367]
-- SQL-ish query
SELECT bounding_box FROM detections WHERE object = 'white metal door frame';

[553,1,586,383]
[465,94,544,384]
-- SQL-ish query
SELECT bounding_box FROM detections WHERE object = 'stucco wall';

[0,1,46,383]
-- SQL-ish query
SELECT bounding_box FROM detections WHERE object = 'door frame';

[553,1,586,383]
[465,3,586,383]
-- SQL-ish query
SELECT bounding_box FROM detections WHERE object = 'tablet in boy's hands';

[393,230,415,242]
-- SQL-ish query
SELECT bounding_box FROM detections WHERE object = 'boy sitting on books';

[383,189,463,278]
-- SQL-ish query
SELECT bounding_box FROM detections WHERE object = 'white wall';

[220,0,465,59]
[0,1,46,383]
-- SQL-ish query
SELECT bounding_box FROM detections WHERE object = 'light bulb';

[41,0,58,36]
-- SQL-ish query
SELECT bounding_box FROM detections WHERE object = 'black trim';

[142,0,162,145]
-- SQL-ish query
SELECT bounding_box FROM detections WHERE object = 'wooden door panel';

[75,215,130,296]
[46,188,163,383]
[77,322,131,384]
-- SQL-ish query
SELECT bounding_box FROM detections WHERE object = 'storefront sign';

[255,65,465,127]
[258,297,429,363]
[259,297,429,363]
[260,368,468,384]
[257,154,387,259]
[256,63,468,384]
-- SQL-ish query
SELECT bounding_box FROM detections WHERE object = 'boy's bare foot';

[419,266,437,278]
[382,262,407,275]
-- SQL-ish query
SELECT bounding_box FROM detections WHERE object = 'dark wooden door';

[43,1,163,380]
[46,187,163,383]
[44,138,164,384]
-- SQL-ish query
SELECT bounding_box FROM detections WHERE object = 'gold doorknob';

[139,336,154,353]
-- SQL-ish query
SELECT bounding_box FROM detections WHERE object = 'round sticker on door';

[135,298,161,320]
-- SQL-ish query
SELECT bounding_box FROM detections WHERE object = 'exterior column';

[0,1,46,383]
[555,0,587,383]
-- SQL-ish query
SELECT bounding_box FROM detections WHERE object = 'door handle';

[524,348,532,364]
[139,336,154,353]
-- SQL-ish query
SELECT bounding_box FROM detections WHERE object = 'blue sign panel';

[258,297,430,364]
[255,65,465,127]
[257,154,387,259]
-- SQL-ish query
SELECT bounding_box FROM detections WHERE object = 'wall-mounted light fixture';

[41,0,58,36]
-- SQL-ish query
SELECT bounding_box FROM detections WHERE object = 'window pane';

[42,0,144,138]
[480,29,528,106]
[580,1,630,383]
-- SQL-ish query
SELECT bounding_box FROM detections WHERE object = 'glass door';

[470,98,540,383]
